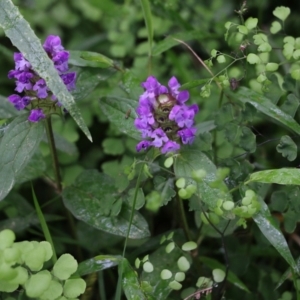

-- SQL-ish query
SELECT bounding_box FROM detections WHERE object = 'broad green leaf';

[280,94,300,117]
[239,126,256,153]
[77,255,122,276]
[152,30,208,56]
[0,115,44,201]
[120,70,144,100]
[270,191,288,213]
[99,96,140,140]
[62,170,150,238]
[16,150,46,184]
[174,149,232,209]
[247,168,300,185]
[42,133,78,156]
[121,258,148,300]
[195,120,216,134]
[0,95,23,119]
[140,0,153,55]
[228,87,300,134]
[125,188,145,210]
[200,256,250,292]
[140,245,184,300]
[180,78,211,90]
[72,67,116,102]
[276,135,297,161]
[102,138,125,155]
[0,0,91,141]
[253,202,297,271]
[69,50,114,68]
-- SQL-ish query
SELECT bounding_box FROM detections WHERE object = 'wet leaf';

[228,87,300,134]
[253,202,297,271]
[77,255,122,276]
[0,115,44,201]
[69,50,114,68]
[247,168,300,185]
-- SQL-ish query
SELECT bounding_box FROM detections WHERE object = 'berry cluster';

[8,35,76,122]
[0,229,86,299]
[135,76,199,154]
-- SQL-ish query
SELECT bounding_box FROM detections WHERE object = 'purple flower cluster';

[8,35,76,122]
[135,76,198,154]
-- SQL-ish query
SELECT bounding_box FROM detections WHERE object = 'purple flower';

[8,95,31,110]
[28,109,45,122]
[33,79,48,99]
[135,76,199,154]
[8,35,76,122]
[136,141,151,152]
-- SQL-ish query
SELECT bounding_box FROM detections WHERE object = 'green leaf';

[247,53,260,64]
[99,96,140,140]
[72,67,116,102]
[239,126,256,153]
[102,138,125,155]
[0,115,44,201]
[174,149,232,210]
[140,0,153,55]
[253,202,297,271]
[270,21,282,34]
[244,17,258,30]
[0,0,91,141]
[121,258,148,300]
[180,78,211,90]
[200,256,250,292]
[270,191,288,212]
[237,25,248,35]
[69,50,114,68]
[0,95,23,119]
[62,170,150,238]
[125,188,145,210]
[247,168,300,185]
[77,255,122,276]
[276,135,297,161]
[273,6,291,22]
[152,30,208,56]
[120,70,144,100]
[228,87,300,135]
[153,176,176,206]
[42,133,78,156]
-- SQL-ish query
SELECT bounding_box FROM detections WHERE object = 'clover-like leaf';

[270,21,282,34]
[273,6,291,22]
[276,135,297,161]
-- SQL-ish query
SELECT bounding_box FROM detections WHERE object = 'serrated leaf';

[77,255,122,276]
[69,50,114,68]
[239,126,256,153]
[200,256,250,292]
[174,149,232,209]
[62,170,150,238]
[121,258,148,300]
[276,135,297,161]
[247,168,300,185]
[154,176,176,205]
[253,202,297,271]
[0,115,44,201]
[228,87,300,135]
[0,0,91,141]
[99,96,140,140]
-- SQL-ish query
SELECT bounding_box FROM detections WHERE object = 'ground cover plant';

[1,0,300,299]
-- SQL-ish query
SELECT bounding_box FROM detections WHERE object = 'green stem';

[44,117,62,192]
[177,193,192,241]
[44,117,82,261]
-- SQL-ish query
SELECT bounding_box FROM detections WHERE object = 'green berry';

[169,280,182,290]
[178,188,189,199]
[165,242,175,253]
[200,212,209,225]
[160,269,172,280]
[222,201,234,211]
[191,169,206,182]
[185,184,197,195]
[177,256,190,272]
[143,261,154,273]
[242,197,252,206]
[214,207,224,216]
[175,272,185,282]
[209,213,220,224]
[181,241,197,251]
[212,268,226,283]
[176,178,186,189]
[164,157,174,168]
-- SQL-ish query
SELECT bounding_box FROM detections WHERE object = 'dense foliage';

[1,0,300,299]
